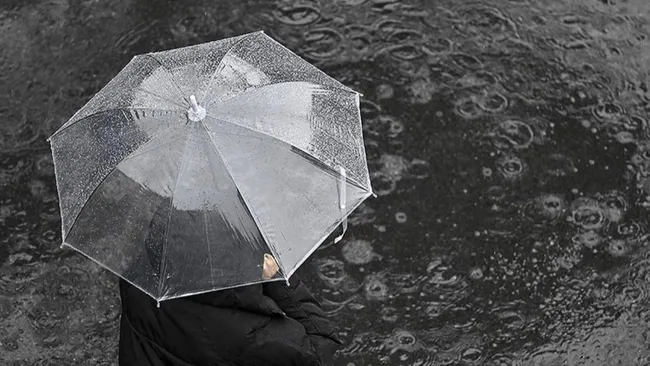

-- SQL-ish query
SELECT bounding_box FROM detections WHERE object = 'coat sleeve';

[263,275,343,346]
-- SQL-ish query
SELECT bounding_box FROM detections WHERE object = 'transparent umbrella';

[48,31,374,302]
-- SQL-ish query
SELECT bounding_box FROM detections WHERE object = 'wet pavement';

[2,0,650,364]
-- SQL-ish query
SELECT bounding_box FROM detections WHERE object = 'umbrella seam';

[157,125,194,299]
[261,33,359,95]
[198,121,289,278]
[197,32,258,105]
[203,114,369,191]
[49,107,183,141]
[203,81,358,110]
[202,206,214,286]
[140,54,192,105]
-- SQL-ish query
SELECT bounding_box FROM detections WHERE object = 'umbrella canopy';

[48,31,373,302]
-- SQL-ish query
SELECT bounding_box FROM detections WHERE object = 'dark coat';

[118,276,342,366]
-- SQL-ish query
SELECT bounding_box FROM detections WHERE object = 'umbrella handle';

[334,167,347,244]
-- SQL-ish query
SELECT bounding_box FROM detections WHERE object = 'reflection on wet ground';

[2,0,650,364]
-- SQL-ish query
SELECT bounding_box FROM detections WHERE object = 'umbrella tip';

[189,95,199,112]
[187,95,207,122]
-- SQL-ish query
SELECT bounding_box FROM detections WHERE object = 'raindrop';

[364,276,390,301]
[375,83,394,100]
[371,16,402,36]
[486,185,507,202]
[407,159,430,179]
[592,102,624,121]
[386,28,424,44]
[0,297,13,320]
[387,118,404,137]
[568,197,606,230]
[359,99,381,121]
[380,306,399,322]
[616,221,644,238]
[395,330,416,347]
[496,155,526,180]
[428,267,459,286]
[370,172,397,196]
[461,347,484,362]
[614,131,635,144]
[29,179,50,199]
[0,274,21,296]
[371,0,401,14]
[606,239,629,257]
[618,283,646,305]
[572,231,602,249]
[27,299,69,337]
[422,37,454,55]
[545,154,577,177]
[523,194,566,222]
[482,167,493,177]
[383,44,423,60]
[316,259,348,287]
[2,335,20,351]
[34,153,54,177]
[486,353,522,365]
[561,15,588,25]
[273,5,321,26]
[303,28,343,60]
[478,91,508,112]
[342,240,380,264]
[454,97,482,119]
[469,267,483,280]
[391,273,424,294]
[449,53,484,70]
[338,0,368,5]
[625,115,647,132]
[380,153,409,179]
[490,120,534,150]
[425,301,449,318]
[597,191,627,223]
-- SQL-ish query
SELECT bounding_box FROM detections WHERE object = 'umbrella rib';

[198,121,289,280]
[203,114,369,191]
[203,81,357,110]
[58,115,188,242]
[202,208,214,285]
[48,107,182,140]
[141,54,191,105]
[285,190,373,279]
[157,126,194,299]
[197,32,257,105]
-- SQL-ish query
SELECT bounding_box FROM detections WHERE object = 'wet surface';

[2,0,650,364]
